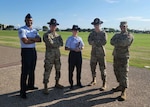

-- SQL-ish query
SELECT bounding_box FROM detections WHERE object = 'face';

[25,18,33,27]
[94,24,100,30]
[120,25,128,32]
[49,24,57,32]
[72,30,78,36]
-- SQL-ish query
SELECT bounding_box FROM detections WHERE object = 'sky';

[0,0,150,30]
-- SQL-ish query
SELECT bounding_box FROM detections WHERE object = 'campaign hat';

[71,25,80,30]
[91,18,103,25]
[47,18,59,25]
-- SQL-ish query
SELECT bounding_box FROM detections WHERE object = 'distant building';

[0,24,7,30]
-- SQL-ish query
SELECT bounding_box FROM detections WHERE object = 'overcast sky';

[0,0,150,30]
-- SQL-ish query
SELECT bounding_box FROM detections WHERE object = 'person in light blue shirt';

[65,25,84,89]
[18,13,41,99]
[19,26,40,48]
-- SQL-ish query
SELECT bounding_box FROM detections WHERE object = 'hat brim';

[91,21,103,25]
[47,22,59,25]
[71,28,80,31]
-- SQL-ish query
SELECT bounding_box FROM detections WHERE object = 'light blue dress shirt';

[65,36,84,50]
[18,26,40,48]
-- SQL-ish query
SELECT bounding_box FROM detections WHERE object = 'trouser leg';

[20,65,28,94]
[68,52,75,86]
[76,52,82,85]
[43,60,53,84]
[113,57,121,84]
[69,63,75,86]
[54,58,64,88]
[54,58,61,81]
[98,57,107,90]
[90,56,97,79]
[28,50,37,87]
[119,58,129,88]
[89,56,97,86]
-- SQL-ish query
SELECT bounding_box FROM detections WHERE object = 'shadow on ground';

[0,86,116,107]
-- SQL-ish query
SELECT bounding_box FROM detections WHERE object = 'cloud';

[117,16,150,22]
[105,0,119,3]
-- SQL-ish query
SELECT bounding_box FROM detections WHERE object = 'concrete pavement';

[0,46,150,107]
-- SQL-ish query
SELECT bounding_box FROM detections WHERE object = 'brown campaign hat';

[47,18,59,25]
[71,25,80,30]
[91,18,103,25]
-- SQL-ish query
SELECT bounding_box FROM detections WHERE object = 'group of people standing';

[18,13,134,101]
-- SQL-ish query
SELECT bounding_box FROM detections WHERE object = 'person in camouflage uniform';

[110,21,134,101]
[43,18,64,94]
[88,18,107,91]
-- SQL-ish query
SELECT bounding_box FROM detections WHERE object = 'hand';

[95,40,102,47]
[34,36,41,42]
[74,48,81,52]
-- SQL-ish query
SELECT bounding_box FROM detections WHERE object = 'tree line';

[1,24,150,34]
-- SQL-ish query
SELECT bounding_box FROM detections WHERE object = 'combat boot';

[118,88,126,101]
[112,85,123,92]
[100,81,106,91]
[55,80,64,89]
[89,77,96,86]
[43,83,49,95]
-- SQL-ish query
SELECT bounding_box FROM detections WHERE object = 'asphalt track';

[0,46,150,107]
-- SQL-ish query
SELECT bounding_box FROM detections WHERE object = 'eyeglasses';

[120,25,126,28]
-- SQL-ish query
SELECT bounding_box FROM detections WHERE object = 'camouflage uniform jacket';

[88,30,107,57]
[43,31,63,52]
[110,32,134,58]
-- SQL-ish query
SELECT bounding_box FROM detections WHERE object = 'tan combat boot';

[118,88,126,101]
[43,83,49,95]
[89,77,96,86]
[100,81,106,91]
[112,85,123,92]
[55,80,64,89]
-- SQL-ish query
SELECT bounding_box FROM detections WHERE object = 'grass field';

[0,30,150,69]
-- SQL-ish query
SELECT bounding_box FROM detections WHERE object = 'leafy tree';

[42,26,48,31]
[6,25,14,30]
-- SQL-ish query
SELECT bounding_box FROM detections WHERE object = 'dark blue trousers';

[68,51,82,86]
[20,48,37,94]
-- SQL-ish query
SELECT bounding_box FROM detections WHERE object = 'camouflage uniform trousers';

[90,55,106,82]
[43,49,61,84]
[113,56,129,88]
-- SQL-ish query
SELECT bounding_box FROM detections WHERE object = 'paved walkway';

[0,46,150,107]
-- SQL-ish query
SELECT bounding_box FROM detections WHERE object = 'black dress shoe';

[27,86,38,90]
[20,93,27,99]
[77,84,83,88]
[70,85,74,89]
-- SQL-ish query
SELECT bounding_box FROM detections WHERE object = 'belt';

[21,48,35,50]
[70,50,81,53]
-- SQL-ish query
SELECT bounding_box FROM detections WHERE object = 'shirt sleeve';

[117,34,134,47]
[100,31,107,46]
[110,34,118,46]
[88,32,94,45]
[65,37,71,48]
[79,37,84,48]
[18,28,27,39]
[35,30,40,37]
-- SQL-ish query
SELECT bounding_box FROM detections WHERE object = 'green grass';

[0,30,150,69]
